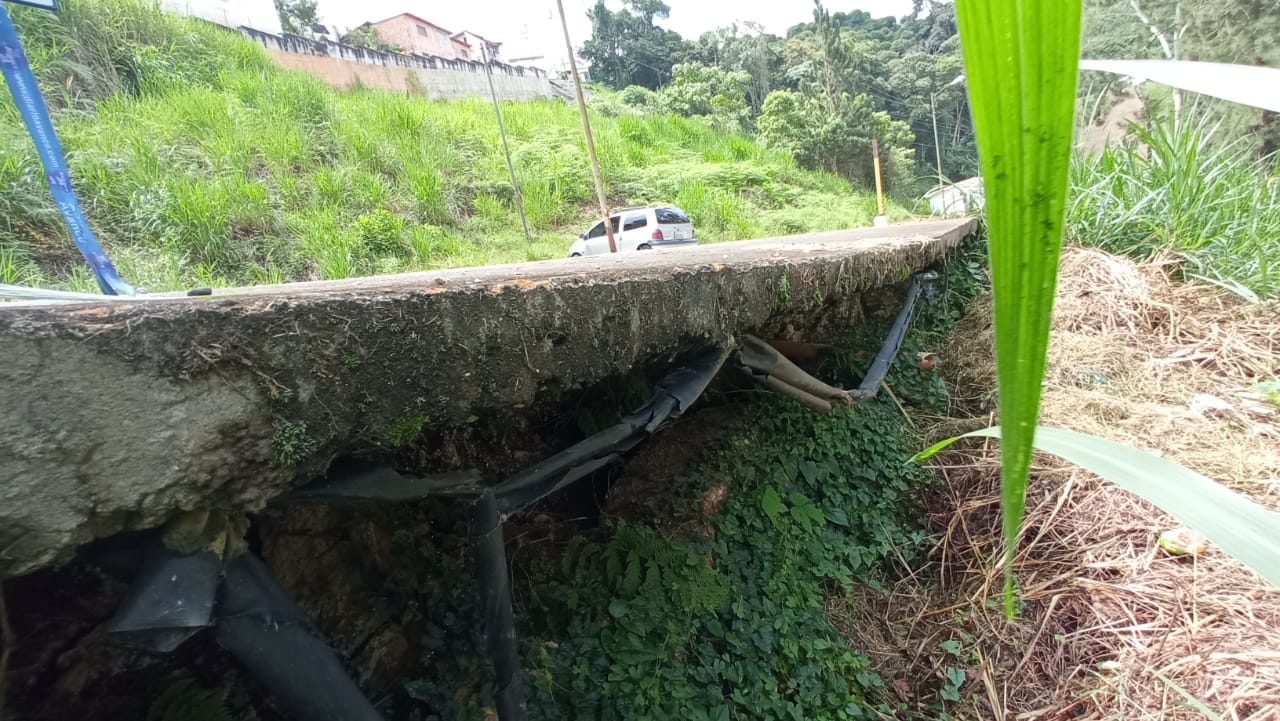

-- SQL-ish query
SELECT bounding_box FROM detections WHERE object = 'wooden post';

[556,0,617,253]
[871,138,888,226]
[481,43,531,246]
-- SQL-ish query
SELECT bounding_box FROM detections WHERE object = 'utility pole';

[482,42,531,245]
[871,138,888,227]
[930,93,944,185]
[556,0,617,253]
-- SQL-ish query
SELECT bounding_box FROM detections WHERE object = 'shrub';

[354,208,406,256]
[618,85,656,110]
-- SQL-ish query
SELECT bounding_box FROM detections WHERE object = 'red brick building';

[369,13,470,59]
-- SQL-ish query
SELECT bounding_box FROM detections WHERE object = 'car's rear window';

[655,208,690,224]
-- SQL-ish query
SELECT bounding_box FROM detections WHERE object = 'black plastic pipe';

[469,489,526,721]
[855,271,937,399]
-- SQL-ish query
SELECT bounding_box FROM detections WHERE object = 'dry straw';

[832,246,1280,720]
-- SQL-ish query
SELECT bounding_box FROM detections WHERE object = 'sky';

[316,0,916,70]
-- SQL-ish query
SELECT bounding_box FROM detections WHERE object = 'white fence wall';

[159,0,282,34]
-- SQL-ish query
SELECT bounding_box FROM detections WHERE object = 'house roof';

[369,13,453,35]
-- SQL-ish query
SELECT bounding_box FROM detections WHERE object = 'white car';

[568,206,697,256]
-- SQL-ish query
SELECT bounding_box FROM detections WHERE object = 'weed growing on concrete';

[271,420,315,467]
[775,273,791,310]
[386,414,428,448]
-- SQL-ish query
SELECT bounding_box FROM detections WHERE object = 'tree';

[273,0,319,37]
[1081,0,1280,153]
[579,0,690,89]
[340,25,401,53]
[758,89,914,186]
[658,63,751,132]
[884,41,976,178]
[812,0,852,112]
[689,23,782,116]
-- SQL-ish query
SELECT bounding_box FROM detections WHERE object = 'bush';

[619,85,656,110]
[354,208,406,256]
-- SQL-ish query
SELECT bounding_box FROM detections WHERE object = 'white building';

[159,0,282,34]
[923,177,985,216]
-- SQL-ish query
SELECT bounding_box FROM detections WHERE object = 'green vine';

[403,241,989,720]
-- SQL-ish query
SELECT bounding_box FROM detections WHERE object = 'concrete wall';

[160,0,281,34]
[241,28,553,102]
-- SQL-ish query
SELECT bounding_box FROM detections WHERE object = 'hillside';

[0,0,906,293]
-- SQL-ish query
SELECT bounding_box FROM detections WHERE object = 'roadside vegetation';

[383,243,986,721]
[1068,119,1280,300]
[0,0,910,294]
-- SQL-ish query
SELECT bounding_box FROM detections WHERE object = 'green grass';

[0,0,905,293]
[1067,119,1280,300]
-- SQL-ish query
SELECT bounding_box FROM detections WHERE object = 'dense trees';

[579,1,976,190]
[579,0,688,90]
[580,0,1278,186]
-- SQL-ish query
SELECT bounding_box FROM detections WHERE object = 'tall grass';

[1,0,905,292]
[1067,120,1280,299]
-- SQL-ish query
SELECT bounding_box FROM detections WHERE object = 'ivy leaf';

[622,551,642,595]
[760,486,785,525]
[826,506,850,527]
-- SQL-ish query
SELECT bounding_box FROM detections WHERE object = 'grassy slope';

[0,0,907,293]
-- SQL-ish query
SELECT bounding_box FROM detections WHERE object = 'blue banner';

[0,1,133,295]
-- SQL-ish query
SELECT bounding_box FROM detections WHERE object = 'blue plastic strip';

[0,2,133,295]
[7,1,59,10]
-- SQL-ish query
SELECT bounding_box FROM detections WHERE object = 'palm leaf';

[916,426,1280,588]
[1079,60,1280,113]
[953,0,1083,614]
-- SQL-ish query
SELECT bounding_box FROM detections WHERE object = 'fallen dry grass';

[831,247,1280,720]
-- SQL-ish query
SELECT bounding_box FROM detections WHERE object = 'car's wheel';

[569,252,582,257]
[637,244,652,251]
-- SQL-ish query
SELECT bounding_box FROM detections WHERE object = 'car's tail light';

[651,229,665,241]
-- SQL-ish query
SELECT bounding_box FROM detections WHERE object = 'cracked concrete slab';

[0,219,976,576]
